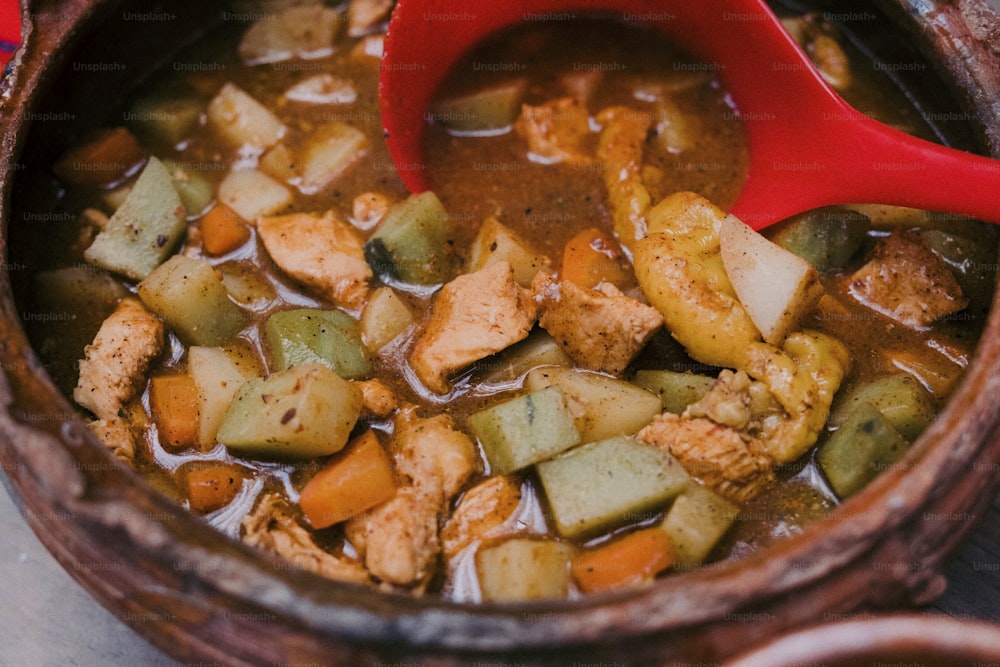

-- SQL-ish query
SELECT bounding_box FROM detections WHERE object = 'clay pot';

[1,0,998,664]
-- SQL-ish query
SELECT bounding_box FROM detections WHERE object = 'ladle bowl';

[379,0,1000,229]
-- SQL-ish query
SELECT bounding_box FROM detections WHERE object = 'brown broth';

[425,18,749,260]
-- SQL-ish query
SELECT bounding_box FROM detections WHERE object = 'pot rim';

[723,612,1000,666]
[1,0,999,661]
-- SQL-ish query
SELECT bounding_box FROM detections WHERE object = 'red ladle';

[379,0,1000,230]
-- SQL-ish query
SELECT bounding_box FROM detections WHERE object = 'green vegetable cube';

[84,157,187,280]
[365,191,454,285]
[162,159,215,218]
[129,95,203,148]
[633,369,716,414]
[771,207,869,270]
[829,374,935,441]
[474,329,572,385]
[265,308,371,379]
[430,79,527,134]
[818,401,911,498]
[467,386,580,475]
[217,363,362,459]
[137,254,245,346]
[919,228,998,310]
[536,436,689,539]
[661,484,738,567]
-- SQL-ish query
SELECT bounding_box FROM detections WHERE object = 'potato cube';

[525,367,662,443]
[137,254,246,347]
[217,363,363,459]
[207,82,285,149]
[475,538,575,601]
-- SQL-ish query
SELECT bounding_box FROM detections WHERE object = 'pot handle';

[0,0,105,202]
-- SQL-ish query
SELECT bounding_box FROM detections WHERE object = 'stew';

[13,2,997,601]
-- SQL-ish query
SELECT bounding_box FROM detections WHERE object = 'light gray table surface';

[0,482,179,667]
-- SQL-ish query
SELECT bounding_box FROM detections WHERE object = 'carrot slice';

[185,463,247,513]
[571,527,675,593]
[560,227,631,289]
[200,203,251,256]
[53,127,146,187]
[149,374,201,448]
[300,430,397,529]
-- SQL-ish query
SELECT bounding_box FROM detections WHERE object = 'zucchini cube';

[265,308,371,379]
[771,207,869,270]
[818,401,910,498]
[84,156,187,281]
[525,367,662,443]
[365,191,454,285]
[633,369,716,415]
[828,373,935,442]
[536,436,689,539]
[661,484,738,567]
[467,386,580,475]
[430,79,527,134]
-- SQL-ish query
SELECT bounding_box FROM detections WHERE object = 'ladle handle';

[846,117,1000,224]
[732,110,1000,229]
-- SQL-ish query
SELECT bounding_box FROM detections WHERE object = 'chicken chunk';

[257,210,372,311]
[354,378,399,418]
[87,414,140,465]
[639,412,775,503]
[848,230,968,328]
[392,412,479,502]
[73,297,165,421]
[532,273,663,375]
[514,97,593,164]
[410,262,537,394]
[441,475,523,560]
[348,0,394,36]
[639,369,781,502]
[345,486,440,587]
[242,493,369,584]
[351,191,391,230]
[346,412,478,587]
